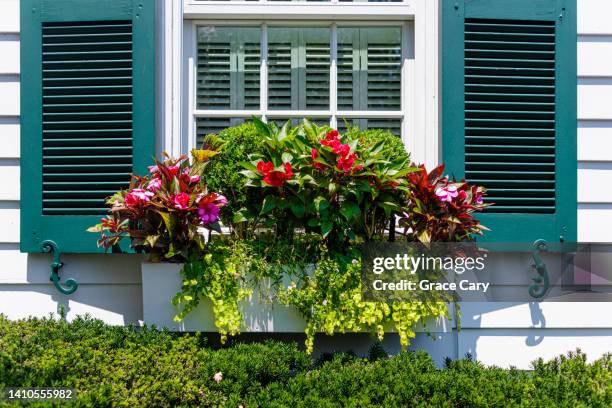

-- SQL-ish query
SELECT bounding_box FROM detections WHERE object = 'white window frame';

[160,0,439,168]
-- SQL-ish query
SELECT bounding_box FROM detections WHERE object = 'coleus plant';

[236,118,418,247]
[88,149,227,262]
[399,164,490,244]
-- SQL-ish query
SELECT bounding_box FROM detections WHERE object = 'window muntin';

[192,23,407,148]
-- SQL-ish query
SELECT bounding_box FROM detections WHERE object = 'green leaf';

[261,195,277,215]
[307,218,321,227]
[328,182,337,195]
[281,152,293,163]
[289,201,305,218]
[232,208,250,223]
[340,202,360,220]
[313,196,329,213]
[239,161,259,172]
[207,221,222,233]
[418,230,431,246]
[321,220,333,238]
[159,212,177,238]
[277,120,290,142]
[253,116,271,137]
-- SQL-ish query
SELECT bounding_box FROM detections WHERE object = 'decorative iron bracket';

[41,240,78,295]
[529,239,549,299]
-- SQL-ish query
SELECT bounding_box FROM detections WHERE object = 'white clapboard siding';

[0,0,19,34]
[578,204,612,243]
[458,328,612,369]
[578,78,612,120]
[578,36,612,77]
[0,161,19,201]
[459,302,612,329]
[0,285,143,325]
[0,206,19,243]
[0,117,19,158]
[0,251,145,284]
[578,0,612,35]
[578,162,612,203]
[0,35,19,74]
[0,80,19,116]
[578,120,612,162]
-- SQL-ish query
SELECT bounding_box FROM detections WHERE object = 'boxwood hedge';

[0,316,610,407]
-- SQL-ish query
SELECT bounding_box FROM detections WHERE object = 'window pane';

[337,27,402,111]
[196,117,251,147]
[197,26,261,110]
[268,27,330,110]
[337,118,401,137]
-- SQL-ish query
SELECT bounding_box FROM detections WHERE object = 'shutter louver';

[244,41,261,109]
[442,0,576,243]
[42,21,133,216]
[268,27,329,111]
[268,40,293,109]
[465,18,556,214]
[366,37,401,110]
[197,39,231,109]
[20,0,155,253]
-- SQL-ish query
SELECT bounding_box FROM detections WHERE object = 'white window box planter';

[141,262,455,334]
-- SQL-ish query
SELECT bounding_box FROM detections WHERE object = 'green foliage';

[237,119,417,246]
[204,123,266,234]
[1,316,610,407]
[279,247,449,353]
[354,127,410,164]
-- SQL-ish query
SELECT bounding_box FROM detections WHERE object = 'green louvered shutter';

[20,0,155,253]
[442,0,576,243]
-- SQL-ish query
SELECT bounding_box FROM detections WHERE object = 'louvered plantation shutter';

[20,0,155,253]
[195,26,260,145]
[442,0,576,243]
[337,27,402,136]
[268,27,330,110]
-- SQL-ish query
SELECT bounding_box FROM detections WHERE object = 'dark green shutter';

[442,0,576,243]
[20,0,156,253]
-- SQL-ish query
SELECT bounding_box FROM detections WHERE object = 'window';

[188,19,410,149]
[192,23,405,147]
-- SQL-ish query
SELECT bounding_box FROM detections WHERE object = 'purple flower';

[198,203,220,224]
[435,185,458,203]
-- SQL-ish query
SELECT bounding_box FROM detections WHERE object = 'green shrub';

[204,122,265,230]
[2,312,610,407]
[353,127,410,163]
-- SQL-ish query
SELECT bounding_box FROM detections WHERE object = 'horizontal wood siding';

[577,0,612,242]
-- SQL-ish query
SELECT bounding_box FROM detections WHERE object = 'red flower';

[320,130,340,148]
[257,160,293,187]
[337,153,357,173]
[311,149,325,170]
[173,192,191,210]
[333,143,350,157]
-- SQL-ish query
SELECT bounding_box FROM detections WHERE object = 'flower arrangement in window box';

[88,147,227,263]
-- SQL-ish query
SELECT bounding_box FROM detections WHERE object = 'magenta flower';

[182,169,200,184]
[147,178,162,191]
[214,194,228,206]
[173,192,191,210]
[125,188,153,207]
[475,193,484,205]
[198,203,220,224]
[148,165,159,174]
[435,185,458,203]
[168,165,180,178]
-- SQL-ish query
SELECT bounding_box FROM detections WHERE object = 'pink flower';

[147,178,162,191]
[198,203,220,224]
[167,165,180,178]
[475,192,484,205]
[435,185,459,203]
[124,188,153,207]
[148,165,159,174]
[182,169,200,184]
[214,194,228,206]
[173,192,191,210]
[213,372,223,383]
